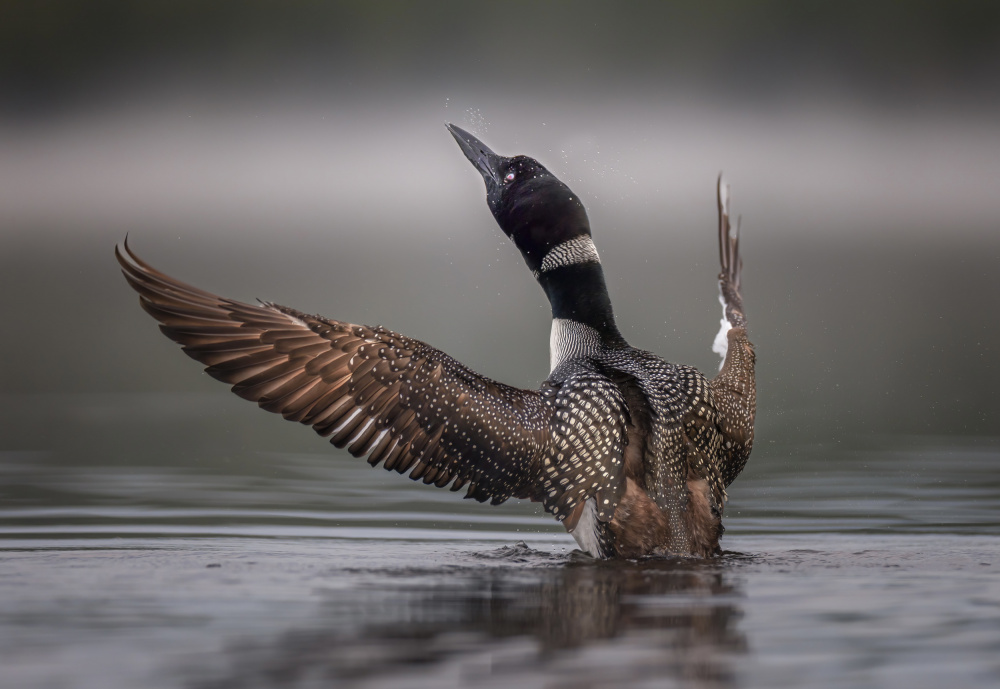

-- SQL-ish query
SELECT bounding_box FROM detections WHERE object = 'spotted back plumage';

[543,346,731,556]
[623,355,723,542]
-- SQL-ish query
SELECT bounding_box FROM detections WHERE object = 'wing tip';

[715,174,747,330]
[717,173,729,212]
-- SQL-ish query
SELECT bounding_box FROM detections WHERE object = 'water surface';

[1,395,997,688]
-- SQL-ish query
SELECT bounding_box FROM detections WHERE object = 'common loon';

[117,124,755,558]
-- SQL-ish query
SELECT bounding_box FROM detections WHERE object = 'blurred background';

[1,0,998,496]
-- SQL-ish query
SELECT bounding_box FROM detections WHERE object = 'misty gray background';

[1,0,998,470]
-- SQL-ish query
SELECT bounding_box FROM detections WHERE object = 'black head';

[447,124,591,274]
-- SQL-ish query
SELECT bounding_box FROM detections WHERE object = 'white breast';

[550,318,602,372]
[569,498,603,558]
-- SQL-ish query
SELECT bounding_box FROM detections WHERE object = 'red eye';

[505,172,516,182]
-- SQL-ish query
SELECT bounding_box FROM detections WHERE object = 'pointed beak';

[446,123,502,185]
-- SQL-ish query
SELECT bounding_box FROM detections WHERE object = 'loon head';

[447,124,592,275]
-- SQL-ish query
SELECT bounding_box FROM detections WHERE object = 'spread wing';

[116,240,551,505]
[710,175,756,487]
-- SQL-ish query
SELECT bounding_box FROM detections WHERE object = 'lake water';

[1,394,997,689]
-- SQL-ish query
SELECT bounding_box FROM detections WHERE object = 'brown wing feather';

[710,176,756,487]
[116,240,551,505]
[716,174,746,329]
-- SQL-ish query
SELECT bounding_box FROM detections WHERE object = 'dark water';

[1,394,998,689]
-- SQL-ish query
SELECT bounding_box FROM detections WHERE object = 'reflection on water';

[3,533,998,689]
[198,549,745,689]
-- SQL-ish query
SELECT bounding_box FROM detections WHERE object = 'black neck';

[538,263,626,345]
